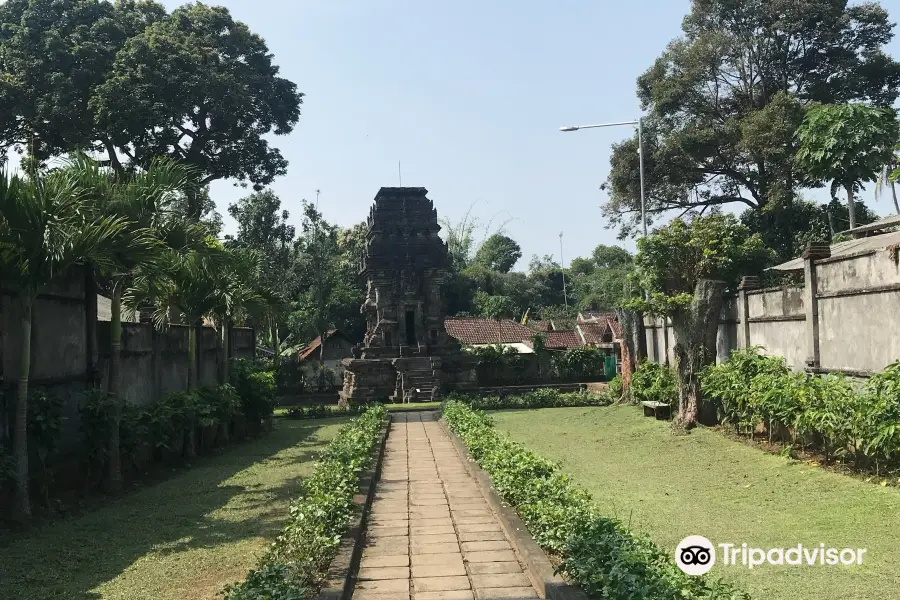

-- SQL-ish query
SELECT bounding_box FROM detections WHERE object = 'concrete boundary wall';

[644,244,900,376]
[0,264,255,452]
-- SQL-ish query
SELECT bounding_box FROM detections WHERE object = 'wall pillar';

[802,242,831,370]
[737,276,760,349]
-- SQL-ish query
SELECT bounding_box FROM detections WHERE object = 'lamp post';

[560,118,647,239]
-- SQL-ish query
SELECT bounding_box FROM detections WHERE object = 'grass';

[491,405,900,600]
[0,418,347,600]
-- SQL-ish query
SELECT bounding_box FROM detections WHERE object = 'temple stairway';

[396,356,442,402]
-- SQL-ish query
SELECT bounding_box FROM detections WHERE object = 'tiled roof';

[545,330,583,350]
[577,322,609,345]
[444,318,536,345]
[529,320,553,332]
[298,329,341,361]
[608,318,623,340]
[578,310,616,323]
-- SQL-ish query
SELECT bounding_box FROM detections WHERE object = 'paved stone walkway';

[353,411,539,600]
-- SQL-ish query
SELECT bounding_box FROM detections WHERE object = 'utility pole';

[559,231,568,311]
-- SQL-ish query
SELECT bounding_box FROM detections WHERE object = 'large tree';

[603,0,900,238]
[227,190,296,362]
[473,233,522,273]
[0,0,302,191]
[631,213,773,431]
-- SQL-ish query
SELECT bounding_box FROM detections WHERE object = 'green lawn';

[492,405,900,600]
[0,418,346,600]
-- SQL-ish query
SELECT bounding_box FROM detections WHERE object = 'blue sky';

[164,1,900,269]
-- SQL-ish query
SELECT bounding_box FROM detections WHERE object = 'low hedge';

[445,388,612,411]
[442,401,748,600]
[285,404,367,420]
[223,404,386,600]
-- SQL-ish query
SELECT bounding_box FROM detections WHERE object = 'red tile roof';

[298,329,343,361]
[577,322,610,346]
[545,330,583,350]
[529,320,553,332]
[578,310,616,323]
[444,318,536,345]
[608,317,623,340]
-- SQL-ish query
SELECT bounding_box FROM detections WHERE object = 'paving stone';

[358,566,410,580]
[413,576,471,592]
[449,502,490,511]
[363,535,409,554]
[453,516,495,525]
[352,591,409,600]
[452,509,493,518]
[369,526,409,537]
[464,550,518,563]
[360,554,410,568]
[411,507,451,518]
[412,533,458,545]
[458,530,507,542]
[473,588,538,599]
[354,578,410,593]
[411,552,464,567]
[470,573,531,588]
[409,517,453,527]
[412,561,467,578]
[411,541,460,554]
[457,523,502,533]
[411,525,455,536]
[415,591,474,600]
[368,518,409,528]
[461,540,510,552]
[465,561,522,575]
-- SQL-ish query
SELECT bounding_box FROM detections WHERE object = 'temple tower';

[340,187,477,405]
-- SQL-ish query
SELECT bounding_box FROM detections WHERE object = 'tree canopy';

[0,0,302,187]
[602,0,900,238]
[473,233,522,273]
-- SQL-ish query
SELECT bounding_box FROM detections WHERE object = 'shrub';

[444,389,610,411]
[441,401,748,600]
[702,350,900,471]
[631,362,678,407]
[231,358,278,432]
[609,374,624,399]
[552,347,606,381]
[223,405,386,599]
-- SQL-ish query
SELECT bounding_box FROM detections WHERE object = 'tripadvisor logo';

[675,536,868,575]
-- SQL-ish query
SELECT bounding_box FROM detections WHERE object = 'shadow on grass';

[0,419,344,600]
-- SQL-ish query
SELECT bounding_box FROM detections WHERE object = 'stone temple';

[339,187,478,405]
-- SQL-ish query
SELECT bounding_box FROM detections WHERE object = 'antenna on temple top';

[398,160,402,187]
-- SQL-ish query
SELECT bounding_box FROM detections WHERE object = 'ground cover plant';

[444,388,612,411]
[492,405,900,600]
[0,418,345,600]
[222,405,386,600]
[442,400,748,600]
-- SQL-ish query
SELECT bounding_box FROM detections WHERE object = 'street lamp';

[559,119,647,239]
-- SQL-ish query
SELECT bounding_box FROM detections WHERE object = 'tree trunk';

[846,186,857,231]
[319,330,327,391]
[106,288,124,494]
[184,322,198,462]
[12,298,33,522]
[270,320,281,369]
[670,280,727,431]
[892,182,899,216]
[221,321,230,385]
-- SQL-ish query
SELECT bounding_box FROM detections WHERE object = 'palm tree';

[875,152,900,215]
[0,168,145,522]
[67,154,194,492]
